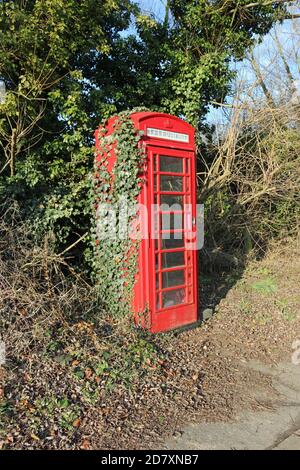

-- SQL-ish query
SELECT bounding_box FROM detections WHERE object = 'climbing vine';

[92,109,148,318]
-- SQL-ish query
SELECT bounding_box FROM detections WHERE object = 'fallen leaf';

[85,368,93,379]
[73,418,81,428]
[80,439,90,450]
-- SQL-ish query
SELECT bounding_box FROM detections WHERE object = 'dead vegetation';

[0,210,225,450]
[200,88,300,263]
[0,203,299,449]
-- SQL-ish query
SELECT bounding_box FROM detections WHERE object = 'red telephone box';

[95,112,198,333]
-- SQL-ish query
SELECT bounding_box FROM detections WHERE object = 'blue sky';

[137,0,167,21]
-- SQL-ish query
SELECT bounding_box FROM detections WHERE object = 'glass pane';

[160,175,183,192]
[162,251,185,269]
[162,269,185,288]
[160,156,183,173]
[162,230,184,240]
[160,194,183,208]
[156,273,160,289]
[161,213,184,231]
[162,237,184,250]
[162,288,185,308]
[156,293,160,310]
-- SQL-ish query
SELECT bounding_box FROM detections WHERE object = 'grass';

[251,277,277,294]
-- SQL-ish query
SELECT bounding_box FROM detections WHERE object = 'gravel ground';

[0,239,299,450]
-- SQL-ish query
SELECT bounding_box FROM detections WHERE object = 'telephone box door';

[148,146,198,332]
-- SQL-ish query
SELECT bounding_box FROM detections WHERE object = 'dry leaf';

[85,368,93,379]
[80,439,90,450]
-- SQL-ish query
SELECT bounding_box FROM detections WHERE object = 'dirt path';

[164,360,300,450]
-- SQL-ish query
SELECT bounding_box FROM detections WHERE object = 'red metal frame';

[95,112,198,333]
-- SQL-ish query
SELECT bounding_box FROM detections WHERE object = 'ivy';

[92,109,148,318]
